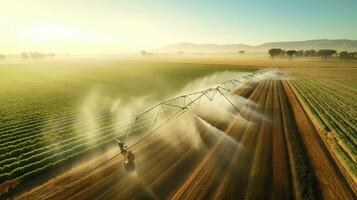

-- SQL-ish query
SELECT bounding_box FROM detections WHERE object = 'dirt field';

[15,79,355,200]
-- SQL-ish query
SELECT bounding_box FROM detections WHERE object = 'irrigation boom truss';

[115,70,267,171]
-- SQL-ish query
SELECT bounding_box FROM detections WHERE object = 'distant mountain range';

[158,39,357,53]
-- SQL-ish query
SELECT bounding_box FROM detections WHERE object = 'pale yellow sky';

[0,1,199,54]
[1,1,356,54]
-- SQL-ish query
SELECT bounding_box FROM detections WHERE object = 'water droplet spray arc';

[115,70,269,172]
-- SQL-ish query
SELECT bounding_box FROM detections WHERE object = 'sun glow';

[18,22,106,42]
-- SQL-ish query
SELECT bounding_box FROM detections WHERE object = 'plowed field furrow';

[146,79,268,200]
[269,81,291,199]
[77,128,203,200]
[210,80,271,199]
[101,117,231,200]
[278,81,305,199]
[168,81,267,200]
[17,132,176,200]
[244,80,274,199]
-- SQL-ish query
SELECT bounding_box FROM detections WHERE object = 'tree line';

[21,52,55,59]
[268,48,357,60]
[0,52,56,60]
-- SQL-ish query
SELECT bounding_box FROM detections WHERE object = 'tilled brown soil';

[15,80,354,200]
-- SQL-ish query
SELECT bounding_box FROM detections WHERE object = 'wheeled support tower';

[117,140,135,172]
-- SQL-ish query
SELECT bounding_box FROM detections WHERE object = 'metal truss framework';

[117,70,266,149]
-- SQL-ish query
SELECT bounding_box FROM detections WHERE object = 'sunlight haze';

[1,0,356,54]
[1,1,357,199]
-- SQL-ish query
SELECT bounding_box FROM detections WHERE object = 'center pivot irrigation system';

[115,70,267,172]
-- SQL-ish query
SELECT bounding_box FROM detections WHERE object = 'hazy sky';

[1,0,356,54]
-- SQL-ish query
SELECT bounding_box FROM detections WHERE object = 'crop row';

[0,129,112,176]
[0,131,74,165]
[293,72,357,100]
[0,108,116,149]
[297,79,356,136]
[0,111,70,136]
[0,97,113,133]
[0,107,147,165]
[289,79,357,176]
[0,111,100,148]
[0,130,116,186]
[0,112,153,185]
[335,79,357,91]
[0,91,83,129]
[0,108,142,158]
[0,105,83,135]
[0,103,143,141]
[0,116,104,162]
[333,144,357,176]
[2,114,114,171]
[303,79,356,116]
[0,129,114,185]
[291,80,356,144]
[0,115,109,164]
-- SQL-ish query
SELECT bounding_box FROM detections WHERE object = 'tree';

[238,50,245,55]
[29,52,46,59]
[286,50,297,60]
[268,48,283,58]
[21,52,29,59]
[295,50,304,57]
[339,51,357,59]
[140,50,154,56]
[339,51,349,59]
[140,50,147,56]
[303,49,316,57]
[281,49,286,56]
[317,49,337,59]
[353,52,357,59]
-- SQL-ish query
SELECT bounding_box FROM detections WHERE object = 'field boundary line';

[278,81,302,200]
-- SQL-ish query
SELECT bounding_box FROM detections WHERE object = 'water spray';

[115,70,267,172]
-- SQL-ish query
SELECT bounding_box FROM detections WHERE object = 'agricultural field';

[287,68,357,189]
[1,0,356,199]
[1,58,356,200]
[0,58,253,195]
[15,75,356,200]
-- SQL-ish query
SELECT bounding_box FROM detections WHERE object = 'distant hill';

[158,42,252,53]
[158,39,357,53]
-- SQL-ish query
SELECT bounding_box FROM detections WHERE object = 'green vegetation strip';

[289,78,357,177]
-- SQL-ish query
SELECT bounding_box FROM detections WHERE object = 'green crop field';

[288,68,357,177]
[0,58,252,193]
